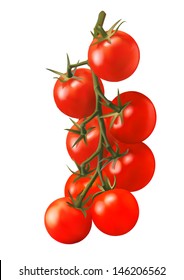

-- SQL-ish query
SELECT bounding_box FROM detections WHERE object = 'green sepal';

[69,118,81,129]
[101,100,131,129]
[91,190,105,201]
[64,128,81,134]
[95,176,116,192]
[72,135,86,148]
[46,68,64,76]
[86,126,96,133]
[92,19,126,45]
[67,190,76,205]
[100,147,129,170]
[80,194,92,208]
[66,165,79,176]
[66,191,90,218]
[66,118,96,148]
[66,201,88,218]
[110,113,119,128]
[67,161,96,182]
[100,111,118,119]
[79,208,87,218]
[107,19,126,37]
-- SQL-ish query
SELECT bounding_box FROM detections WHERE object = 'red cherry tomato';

[92,189,139,236]
[44,197,92,244]
[88,31,140,82]
[53,68,104,118]
[105,91,156,143]
[103,142,155,192]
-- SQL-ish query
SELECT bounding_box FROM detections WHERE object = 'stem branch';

[70,60,88,69]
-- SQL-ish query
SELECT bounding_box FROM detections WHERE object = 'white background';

[0,0,184,279]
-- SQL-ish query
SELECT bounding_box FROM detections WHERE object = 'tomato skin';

[53,68,104,118]
[88,31,140,82]
[103,142,155,192]
[92,189,139,236]
[44,197,92,244]
[64,173,101,206]
[66,117,100,168]
[106,91,156,143]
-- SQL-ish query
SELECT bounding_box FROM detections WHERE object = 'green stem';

[76,170,99,207]
[92,72,117,157]
[96,25,108,38]
[81,149,100,169]
[75,71,117,207]
[66,54,73,78]
[82,111,98,126]
[76,132,104,208]
[94,11,106,36]
[98,91,121,112]
[70,60,88,69]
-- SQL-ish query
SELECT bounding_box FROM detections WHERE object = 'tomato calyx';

[46,67,71,82]
[46,67,82,83]
[65,118,96,148]
[47,55,88,82]
[90,176,117,203]
[101,143,129,169]
[70,169,100,210]
[66,191,91,217]
[100,176,116,191]
[67,164,95,182]
[105,101,131,128]
[101,90,131,128]
[91,18,125,45]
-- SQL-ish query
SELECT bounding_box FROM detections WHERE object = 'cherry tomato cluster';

[45,11,156,244]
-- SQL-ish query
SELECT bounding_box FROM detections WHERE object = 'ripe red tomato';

[66,117,100,168]
[92,189,139,236]
[53,68,104,118]
[105,91,156,143]
[88,31,140,82]
[64,173,101,206]
[44,197,92,244]
[103,142,155,192]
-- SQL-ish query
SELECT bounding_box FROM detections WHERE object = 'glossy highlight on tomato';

[92,189,139,236]
[88,31,140,82]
